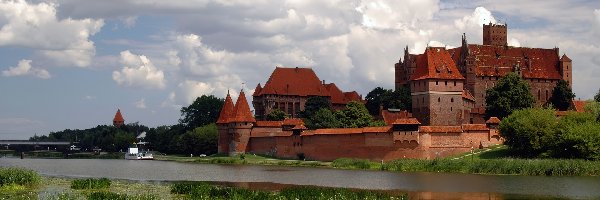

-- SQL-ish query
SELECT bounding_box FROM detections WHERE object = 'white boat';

[124,144,153,160]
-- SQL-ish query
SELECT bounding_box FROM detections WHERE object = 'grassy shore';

[0,167,407,199]
[156,145,600,176]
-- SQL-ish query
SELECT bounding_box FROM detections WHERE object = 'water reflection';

[1,158,598,199]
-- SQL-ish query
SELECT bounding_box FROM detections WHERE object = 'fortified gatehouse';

[217,91,503,161]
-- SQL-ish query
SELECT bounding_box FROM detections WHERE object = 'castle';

[215,23,570,161]
[113,109,124,127]
[395,23,572,124]
[252,67,362,119]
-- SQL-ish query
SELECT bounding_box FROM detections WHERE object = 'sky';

[1,0,599,139]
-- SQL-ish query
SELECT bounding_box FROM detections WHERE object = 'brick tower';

[559,54,572,88]
[216,91,235,154]
[113,109,124,127]
[228,90,256,155]
[482,22,507,46]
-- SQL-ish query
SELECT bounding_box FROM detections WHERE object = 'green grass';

[170,182,407,200]
[71,178,111,189]
[332,158,372,169]
[0,167,41,186]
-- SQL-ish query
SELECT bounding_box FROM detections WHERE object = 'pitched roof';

[410,47,465,80]
[217,92,235,124]
[113,109,124,122]
[324,83,346,104]
[560,54,572,62]
[462,90,475,102]
[466,45,562,80]
[292,124,308,130]
[572,100,586,113]
[419,126,463,133]
[462,124,489,131]
[231,91,256,123]
[254,67,330,97]
[392,118,421,125]
[343,91,362,103]
[283,118,304,126]
[486,117,501,124]
[255,121,283,127]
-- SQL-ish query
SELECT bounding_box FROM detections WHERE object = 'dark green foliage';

[0,167,40,186]
[332,158,371,169]
[171,182,406,199]
[87,191,157,200]
[179,95,224,130]
[365,86,412,116]
[595,89,600,102]
[71,178,111,189]
[498,108,557,157]
[265,109,287,121]
[336,101,376,128]
[485,72,535,119]
[305,108,341,129]
[301,96,331,118]
[177,124,218,156]
[549,79,575,111]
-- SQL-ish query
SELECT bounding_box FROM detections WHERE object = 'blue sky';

[1,0,599,139]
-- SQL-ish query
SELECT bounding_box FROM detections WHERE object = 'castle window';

[451,107,453,111]
[436,81,438,85]
[438,97,441,102]
[445,81,448,86]
[454,81,456,86]
[451,98,454,103]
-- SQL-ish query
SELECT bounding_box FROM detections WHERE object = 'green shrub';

[0,167,41,186]
[87,191,157,200]
[71,178,111,189]
[332,158,372,169]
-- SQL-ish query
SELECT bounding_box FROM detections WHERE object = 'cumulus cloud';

[112,50,166,89]
[134,98,146,109]
[356,0,439,29]
[508,38,521,47]
[2,59,51,79]
[0,0,103,67]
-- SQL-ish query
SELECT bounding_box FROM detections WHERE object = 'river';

[1,158,599,199]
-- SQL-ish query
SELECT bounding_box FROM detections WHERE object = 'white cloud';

[83,95,96,100]
[112,50,166,89]
[508,38,521,47]
[0,0,103,67]
[134,98,146,109]
[2,59,51,79]
[356,0,439,29]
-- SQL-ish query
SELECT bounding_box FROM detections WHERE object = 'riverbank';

[155,145,600,176]
[0,167,407,199]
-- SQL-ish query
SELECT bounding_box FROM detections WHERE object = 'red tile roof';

[560,54,571,62]
[419,126,463,133]
[410,47,465,81]
[217,93,235,124]
[572,100,586,113]
[255,121,283,127]
[324,83,347,104]
[283,118,304,126]
[301,126,392,135]
[462,124,489,131]
[292,124,308,130]
[113,109,124,123]
[462,90,475,102]
[231,91,256,123]
[254,67,330,97]
[381,110,413,125]
[486,117,501,124]
[344,91,362,103]
[392,118,421,125]
[466,45,562,80]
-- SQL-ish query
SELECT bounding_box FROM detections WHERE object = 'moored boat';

[124,143,153,160]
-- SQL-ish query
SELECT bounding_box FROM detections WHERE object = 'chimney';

[322,80,325,84]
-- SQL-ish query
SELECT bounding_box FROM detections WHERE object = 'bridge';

[0,140,70,146]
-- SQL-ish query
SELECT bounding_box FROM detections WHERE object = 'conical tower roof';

[217,92,235,124]
[231,90,256,123]
[113,109,124,122]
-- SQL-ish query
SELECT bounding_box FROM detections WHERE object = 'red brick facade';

[396,23,572,124]
[218,91,503,160]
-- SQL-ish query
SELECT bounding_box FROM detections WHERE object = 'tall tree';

[179,95,224,130]
[301,96,331,118]
[365,87,387,116]
[595,89,600,102]
[305,108,341,129]
[336,101,375,128]
[549,79,575,111]
[485,73,535,119]
[366,86,412,116]
[266,109,287,121]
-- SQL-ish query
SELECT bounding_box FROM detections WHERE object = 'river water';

[1,158,599,199]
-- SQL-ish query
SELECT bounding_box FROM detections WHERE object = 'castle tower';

[559,54,572,88]
[216,91,235,154]
[228,90,256,155]
[113,109,124,127]
[482,22,507,46]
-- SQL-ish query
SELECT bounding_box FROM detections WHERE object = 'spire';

[231,90,256,123]
[217,92,235,124]
[113,109,124,127]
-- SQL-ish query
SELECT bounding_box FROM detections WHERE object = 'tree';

[365,86,412,116]
[305,108,341,129]
[180,95,224,130]
[485,73,535,119]
[595,89,600,102]
[336,101,375,128]
[266,109,287,121]
[549,79,575,111]
[301,96,331,118]
[498,108,557,157]
[179,124,218,155]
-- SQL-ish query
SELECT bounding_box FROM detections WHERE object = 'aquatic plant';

[70,178,111,189]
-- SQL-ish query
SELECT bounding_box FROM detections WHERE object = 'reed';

[70,178,111,189]
[0,167,41,186]
[332,158,372,169]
